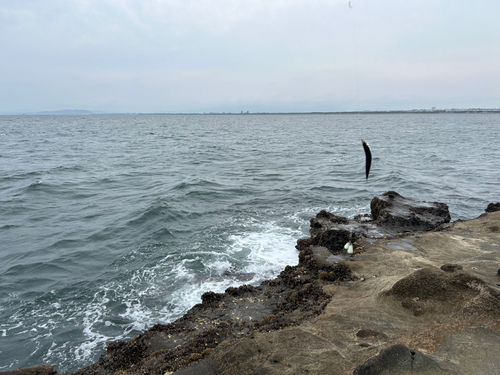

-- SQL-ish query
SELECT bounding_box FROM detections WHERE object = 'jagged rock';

[318,263,352,282]
[0,366,57,375]
[310,210,349,236]
[201,291,225,306]
[305,228,353,253]
[485,202,500,212]
[297,191,452,256]
[371,191,451,232]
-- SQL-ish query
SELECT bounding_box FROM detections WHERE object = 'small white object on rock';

[344,241,354,254]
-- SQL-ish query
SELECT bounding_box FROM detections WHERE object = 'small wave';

[3,171,43,181]
[4,261,68,278]
[27,181,43,189]
[250,173,286,182]
[126,200,182,227]
[171,179,222,192]
[0,224,20,230]
[47,165,85,174]
[309,185,358,193]
[22,180,67,196]
[47,239,83,250]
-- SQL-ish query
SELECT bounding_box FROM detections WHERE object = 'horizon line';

[2,107,500,116]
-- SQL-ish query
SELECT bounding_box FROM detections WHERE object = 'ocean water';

[0,113,498,372]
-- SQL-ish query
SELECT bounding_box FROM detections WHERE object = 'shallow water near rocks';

[0,113,499,371]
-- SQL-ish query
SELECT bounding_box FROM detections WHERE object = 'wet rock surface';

[5,193,500,375]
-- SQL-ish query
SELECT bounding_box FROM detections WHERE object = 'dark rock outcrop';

[371,191,451,232]
[297,191,451,255]
[486,202,500,213]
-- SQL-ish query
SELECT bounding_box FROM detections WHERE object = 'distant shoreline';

[142,109,500,115]
[2,109,500,116]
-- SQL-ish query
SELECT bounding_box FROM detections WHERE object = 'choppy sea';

[0,113,499,372]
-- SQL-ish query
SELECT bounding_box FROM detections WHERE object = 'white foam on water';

[120,300,153,332]
[157,219,302,323]
[228,222,300,277]
[74,291,112,362]
[1,321,23,334]
[0,299,79,370]
[18,215,308,371]
[204,259,233,276]
[113,258,199,329]
[168,258,197,282]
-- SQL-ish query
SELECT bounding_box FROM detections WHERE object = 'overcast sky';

[1,0,499,113]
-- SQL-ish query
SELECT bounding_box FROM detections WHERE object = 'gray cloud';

[1,0,499,113]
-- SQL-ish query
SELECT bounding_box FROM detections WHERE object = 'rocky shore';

[4,192,500,375]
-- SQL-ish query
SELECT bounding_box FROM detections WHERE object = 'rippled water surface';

[0,113,499,371]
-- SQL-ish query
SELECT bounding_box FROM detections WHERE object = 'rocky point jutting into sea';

[3,192,500,375]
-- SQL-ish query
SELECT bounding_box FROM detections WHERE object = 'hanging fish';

[362,139,372,181]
